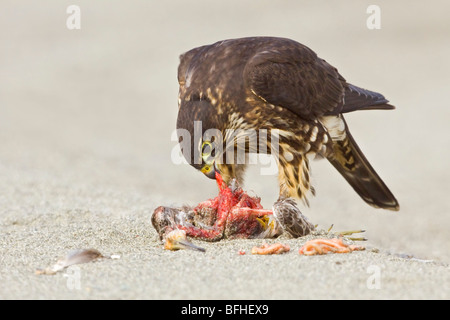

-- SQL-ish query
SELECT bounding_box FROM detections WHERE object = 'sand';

[1,0,449,299]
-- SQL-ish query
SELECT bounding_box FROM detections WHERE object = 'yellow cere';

[201,165,211,174]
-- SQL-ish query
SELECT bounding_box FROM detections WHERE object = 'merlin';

[176,37,399,220]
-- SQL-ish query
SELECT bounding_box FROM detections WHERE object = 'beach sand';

[1,0,449,299]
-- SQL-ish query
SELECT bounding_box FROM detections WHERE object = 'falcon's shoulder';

[178,45,209,86]
[243,41,346,120]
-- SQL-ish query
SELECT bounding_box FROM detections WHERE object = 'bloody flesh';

[152,172,280,241]
[178,172,275,240]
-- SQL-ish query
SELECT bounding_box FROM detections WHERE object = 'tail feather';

[327,118,399,211]
[326,83,396,115]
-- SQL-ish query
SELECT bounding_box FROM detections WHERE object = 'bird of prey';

[176,37,399,224]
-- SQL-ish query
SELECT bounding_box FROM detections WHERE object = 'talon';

[255,217,268,229]
[256,216,275,231]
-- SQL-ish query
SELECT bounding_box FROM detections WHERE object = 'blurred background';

[1,0,449,262]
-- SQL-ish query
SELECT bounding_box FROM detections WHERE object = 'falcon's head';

[176,98,225,180]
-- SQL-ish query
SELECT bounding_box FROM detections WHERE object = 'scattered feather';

[35,249,111,275]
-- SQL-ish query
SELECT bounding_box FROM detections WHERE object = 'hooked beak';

[201,162,219,180]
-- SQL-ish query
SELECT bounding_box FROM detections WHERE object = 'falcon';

[176,37,399,228]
